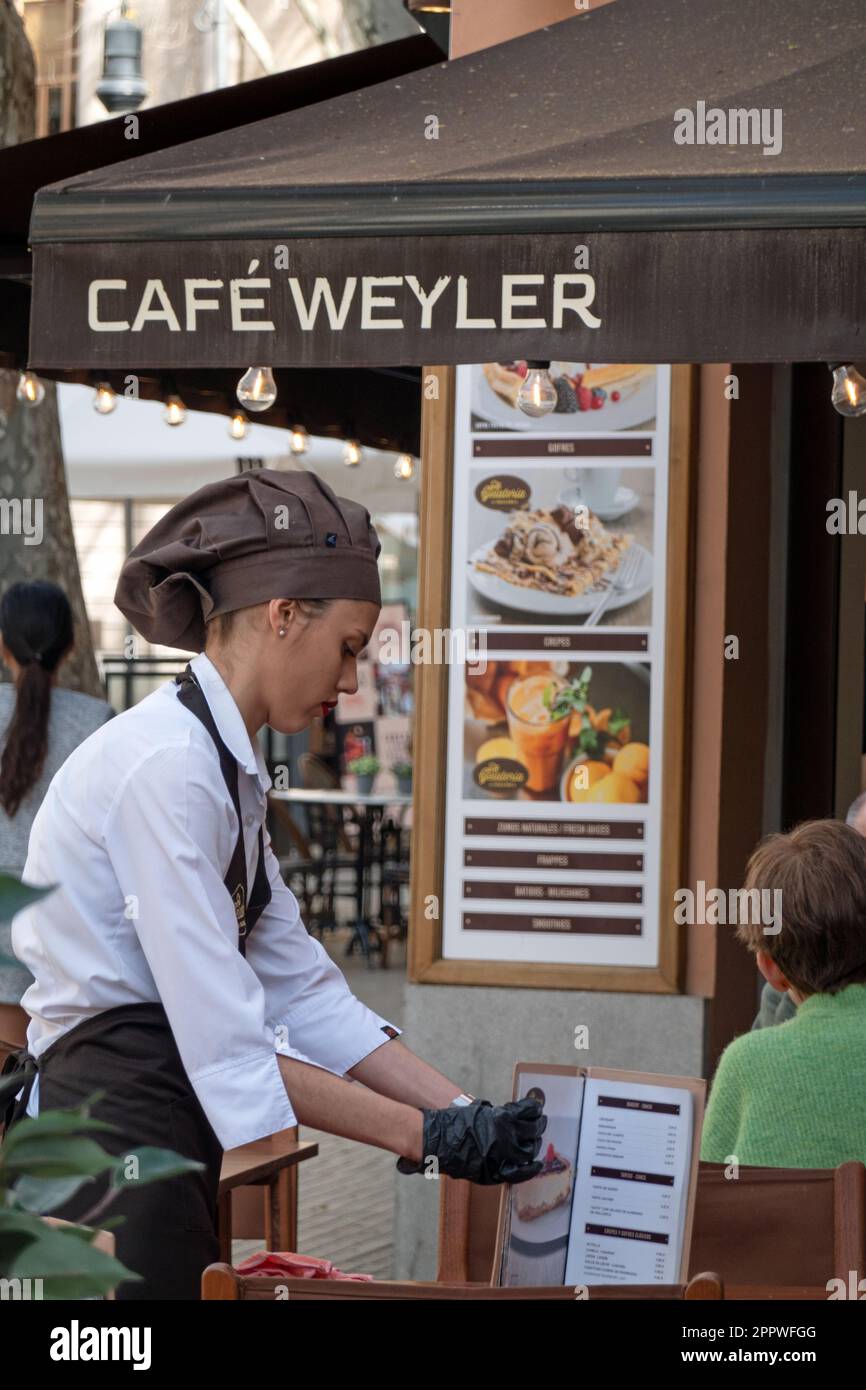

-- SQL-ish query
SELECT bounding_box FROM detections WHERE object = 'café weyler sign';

[28,228,865,369]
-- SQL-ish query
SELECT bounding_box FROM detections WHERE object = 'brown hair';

[737,818,866,996]
[0,581,73,816]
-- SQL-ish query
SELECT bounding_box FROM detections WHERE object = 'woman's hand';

[395,1096,547,1185]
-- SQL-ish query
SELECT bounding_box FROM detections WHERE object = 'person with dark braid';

[0,581,113,1060]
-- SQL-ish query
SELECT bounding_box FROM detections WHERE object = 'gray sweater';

[0,681,114,1002]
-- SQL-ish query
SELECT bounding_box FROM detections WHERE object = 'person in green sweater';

[750,792,866,1031]
[702,818,866,1168]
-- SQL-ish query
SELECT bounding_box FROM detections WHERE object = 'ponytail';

[0,581,73,816]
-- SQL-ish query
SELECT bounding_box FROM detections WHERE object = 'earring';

[278,628,286,637]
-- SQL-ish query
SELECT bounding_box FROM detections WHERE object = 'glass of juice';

[505,673,571,793]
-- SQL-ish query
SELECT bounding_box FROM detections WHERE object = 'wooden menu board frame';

[408,365,697,992]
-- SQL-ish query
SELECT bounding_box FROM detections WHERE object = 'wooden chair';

[689,1160,865,1293]
[217,1132,318,1263]
[436,1161,866,1297]
[202,1265,724,1300]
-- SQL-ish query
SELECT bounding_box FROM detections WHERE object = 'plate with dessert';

[468,502,652,616]
[474,362,657,432]
[509,1139,576,1251]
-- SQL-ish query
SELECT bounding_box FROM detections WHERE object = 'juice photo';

[505,673,571,792]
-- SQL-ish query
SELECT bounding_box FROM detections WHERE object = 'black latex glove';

[395,1096,547,1185]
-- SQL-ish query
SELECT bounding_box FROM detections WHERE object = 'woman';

[0,581,113,1062]
[3,470,544,1300]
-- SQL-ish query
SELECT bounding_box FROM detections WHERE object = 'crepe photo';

[463,660,651,803]
[466,466,654,627]
[471,362,658,434]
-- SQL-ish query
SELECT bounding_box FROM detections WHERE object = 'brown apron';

[0,664,272,1299]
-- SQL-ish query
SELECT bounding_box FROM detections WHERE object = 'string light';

[516,361,557,418]
[237,366,277,412]
[394,453,415,480]
[828,362,866,418]
[92,381,118,414]
[16,370,45,407]
[163,393,187,427]
[343,439,363,466]
[228,409,249,440]
[289,425,310,455]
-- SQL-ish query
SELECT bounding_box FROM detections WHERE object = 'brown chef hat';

[114,468,382,652]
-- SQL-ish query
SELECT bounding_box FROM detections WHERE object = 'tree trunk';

[0,0,103,698]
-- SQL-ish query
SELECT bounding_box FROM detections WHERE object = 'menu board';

[440,362,672,970]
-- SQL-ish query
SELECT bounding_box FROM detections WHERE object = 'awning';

[1,32,442,452]
[27,0,866,369]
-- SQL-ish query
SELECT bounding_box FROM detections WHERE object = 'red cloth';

[235,1251,374,1281]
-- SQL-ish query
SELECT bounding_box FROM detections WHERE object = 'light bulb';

[394,453,415,480]
[830,364,866,418]
[237,366,277,412]
[163,394,187,426]
[516,363,557,418]
[92,381,117,415]
[228,410,249,440]
[289,425,310,455]
[343,439,363,466]
[16,370,45,407]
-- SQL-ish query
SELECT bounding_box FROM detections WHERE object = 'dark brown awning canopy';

[24,0,866,368]
[0,33,442,453]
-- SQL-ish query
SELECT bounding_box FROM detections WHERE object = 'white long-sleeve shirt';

[12,652,402,1150]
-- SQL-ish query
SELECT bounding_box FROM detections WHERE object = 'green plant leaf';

[5,1217,138,1296]
[607,708,631,737]
[1,1104,116,1149]
[0,1215,40,1267]
[10,1173,98,1215]
[1,1135,118,1180]
[546,666,594,722]
[109,1146,206,1191]
[0,874,57,926]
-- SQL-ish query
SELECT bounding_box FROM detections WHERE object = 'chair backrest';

[437,1161,866,1290]
[689,1160,865,1288]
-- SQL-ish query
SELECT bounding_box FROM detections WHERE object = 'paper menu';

[495,1062,704,1287]
[564,1076,693,1286]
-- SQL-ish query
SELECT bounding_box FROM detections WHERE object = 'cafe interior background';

[3,0,866,1281]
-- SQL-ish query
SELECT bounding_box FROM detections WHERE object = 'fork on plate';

[583,546,643,628]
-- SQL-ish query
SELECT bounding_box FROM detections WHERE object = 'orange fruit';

[477,737,523,765]
[612,742,650,789]
[586,772,641,804]
[566,761,609,801]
